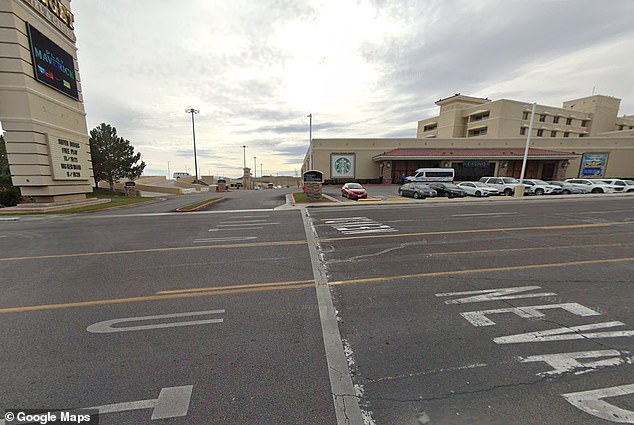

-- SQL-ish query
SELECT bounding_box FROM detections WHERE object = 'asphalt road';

[0,194,633,424]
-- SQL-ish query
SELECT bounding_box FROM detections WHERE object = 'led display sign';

[26,23,79,100]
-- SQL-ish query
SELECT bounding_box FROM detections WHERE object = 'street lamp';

[253,156,257,178]
[185,108,200,182]
[517,102,536,197]
[307,113,313,169]
[241,145,247,169]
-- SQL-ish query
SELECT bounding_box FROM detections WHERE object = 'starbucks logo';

[335,157,352,175]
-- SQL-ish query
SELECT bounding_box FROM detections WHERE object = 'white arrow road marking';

[194,236,257,243]
[0,386,193,424]
[87,310,224,333]
[435,286,557,304]
[563,383,634,423]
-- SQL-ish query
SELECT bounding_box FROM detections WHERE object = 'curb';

[175,197,225,212]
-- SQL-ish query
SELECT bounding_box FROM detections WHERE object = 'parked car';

[341,182,368,199]
[564,178,624,193]
[519,179,562,195]
[547,181,590,194]
[426,182,467,198]
[600,179,634,192]
[457,181,500,197]
[398,182,437,199]
[478,177,527,196]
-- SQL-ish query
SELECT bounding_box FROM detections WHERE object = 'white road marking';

[208,227,262,232]
[325,217,397,235]
[194,236,257,243]
[460,303,600,327]
[452,212,517,217]
[219,220,270,224]
[87,310,224,333]
[563,383,634,423]
[435,286,556,304]
[217,222,278,227]
[494,321,634,344]
[0,386,193,424]
[521,350,633,377]
[302,209,365,425]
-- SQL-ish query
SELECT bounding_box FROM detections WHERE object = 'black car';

[398,182,437,199]
[427,182,467,198]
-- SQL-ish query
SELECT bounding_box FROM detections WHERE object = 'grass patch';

[177,197,222,211]
[292,192,330,203]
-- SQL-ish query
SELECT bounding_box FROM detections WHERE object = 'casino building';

[303,94,634,183]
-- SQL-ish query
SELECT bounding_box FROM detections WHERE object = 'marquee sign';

[27,23,79,100]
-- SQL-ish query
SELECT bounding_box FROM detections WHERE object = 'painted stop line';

[87,310,225,333]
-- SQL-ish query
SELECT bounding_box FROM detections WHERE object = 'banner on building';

[579,153,608,177]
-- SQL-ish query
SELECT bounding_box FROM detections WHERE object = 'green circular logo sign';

[334,157,352,175]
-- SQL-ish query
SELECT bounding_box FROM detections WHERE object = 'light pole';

[167,161,171,179]
[185,108,200,182]
[517,102,536,197]
[260,163,263,178]
[307,113,313,169]
[241,145,247,169]
[253,156,257,178]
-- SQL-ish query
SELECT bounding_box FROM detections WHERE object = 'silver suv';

[479,177,527,196]
[601,179,634,192]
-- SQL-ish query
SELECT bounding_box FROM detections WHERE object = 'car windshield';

[502,178,519,184]
[625,180,634,185]
[413,184,431,189]
[347,183,363,189]
[533,180,548,185]
[549,181,563,186]
[443,183,459,189]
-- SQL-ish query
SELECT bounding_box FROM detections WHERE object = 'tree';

[0,134,9,175]
[89,123,146,191]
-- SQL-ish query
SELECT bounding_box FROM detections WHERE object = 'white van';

[173,172,191,179]
[406,168,454,182]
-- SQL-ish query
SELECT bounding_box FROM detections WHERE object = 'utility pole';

[185,108,200,182]
[307,113,313,169]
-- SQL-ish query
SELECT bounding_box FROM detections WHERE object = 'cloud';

[71,0,634,177]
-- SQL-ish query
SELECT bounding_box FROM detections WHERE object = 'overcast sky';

[71,0,634,178]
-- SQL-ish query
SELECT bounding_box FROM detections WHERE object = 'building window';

[520,127,527,136]
[581,120,588,127]
[522,111,529,120]
[468,127,488,137]
[537,129,544,137]
[553,116,560,124]
[539,114,546,122]
[551,130,557,137]
[566,117,573,125]
[423,123,437,132]
[563,132,570,137]
[470,111,490,122]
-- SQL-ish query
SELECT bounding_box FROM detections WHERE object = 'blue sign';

[580,153,608,177]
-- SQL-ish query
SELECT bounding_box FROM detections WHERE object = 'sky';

[69,0,634,178]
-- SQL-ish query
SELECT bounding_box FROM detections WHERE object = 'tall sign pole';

[185,108,200,182]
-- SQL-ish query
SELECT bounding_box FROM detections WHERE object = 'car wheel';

[448,194,454,199]
[535,188,544,196]
[398,190,403,196]
[413,192,420,199]
[591,188,602,193]
[562,189,571,194]
[627,189,634,193]
[475,191,482,197]
[504,188,513,196]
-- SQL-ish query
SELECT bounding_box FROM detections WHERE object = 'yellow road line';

[1,220,632,262]
[319,221,634,242]
[1,256,632,315]
[156,279,315,295]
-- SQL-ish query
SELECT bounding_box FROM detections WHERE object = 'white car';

[601,179,634,192]
[564,178,623,193]
[457,181,500,197]
[519,179,563,195]
[478,177,529,196]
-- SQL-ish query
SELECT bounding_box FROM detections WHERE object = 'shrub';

[0,174,21,207]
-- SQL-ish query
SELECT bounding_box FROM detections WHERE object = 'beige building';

[304,94,634,183]
[0,0,93,202]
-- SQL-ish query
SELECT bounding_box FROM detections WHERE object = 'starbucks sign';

[331,154,355,178]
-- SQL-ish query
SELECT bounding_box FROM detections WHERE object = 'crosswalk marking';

[324,217,397,235]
